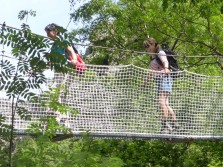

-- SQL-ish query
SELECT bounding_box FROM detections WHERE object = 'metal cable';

[0,23,220,58]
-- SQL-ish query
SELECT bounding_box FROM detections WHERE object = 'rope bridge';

[1,64,223,140]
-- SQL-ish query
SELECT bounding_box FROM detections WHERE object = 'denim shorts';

[155,75,173,93]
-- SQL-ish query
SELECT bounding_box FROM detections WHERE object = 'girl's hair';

[143,37,162,53]
[45,23,59,31]
[44,23,66,35]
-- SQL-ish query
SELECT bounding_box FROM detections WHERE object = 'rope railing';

[0,23,218,58]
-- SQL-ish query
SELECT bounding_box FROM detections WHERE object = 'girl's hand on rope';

[70,59,77,66]
[163,68,170,74]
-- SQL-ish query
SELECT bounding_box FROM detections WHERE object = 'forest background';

[1,0,223,166]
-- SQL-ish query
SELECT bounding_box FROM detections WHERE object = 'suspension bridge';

[1,60,223,140]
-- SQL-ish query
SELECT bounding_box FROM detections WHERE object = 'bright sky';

[0,0,81,53]
[1,0,73,35]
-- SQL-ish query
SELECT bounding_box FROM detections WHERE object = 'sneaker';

[160,120,172,134]
[171,122,181,131]
[165,122,173,131]
[160,127,170,134]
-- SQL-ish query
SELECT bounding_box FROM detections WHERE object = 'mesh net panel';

[1,64,223,139]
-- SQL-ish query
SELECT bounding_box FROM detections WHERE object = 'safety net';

[1,63,223,140]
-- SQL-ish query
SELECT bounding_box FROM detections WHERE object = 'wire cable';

[0,23,220,58]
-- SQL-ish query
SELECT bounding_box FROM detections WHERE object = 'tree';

[70,0,223,75]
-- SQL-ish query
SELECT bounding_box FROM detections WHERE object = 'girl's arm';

[66,46,78,65]
[158,51,170,73]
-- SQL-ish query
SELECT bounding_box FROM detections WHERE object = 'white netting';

[1,64,223,139]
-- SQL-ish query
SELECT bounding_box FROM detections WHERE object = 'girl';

[143,37,179,133]
[45,23,86,73]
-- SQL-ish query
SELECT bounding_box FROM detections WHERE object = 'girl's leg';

[165,96,180,129]
[159,92,169,120]
[165,96,176,121]
[159,91,172,132]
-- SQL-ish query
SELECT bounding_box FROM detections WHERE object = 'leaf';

[18,10,28,21]
[16,106,31,121]
[221,5,223,14]
[30,57,40,67]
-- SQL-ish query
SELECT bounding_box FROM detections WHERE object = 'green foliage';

[18,10,36,22]
[27,85,78,138]
[12,138,223,167]
[70,0,223,76]
[12,133,124,167]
